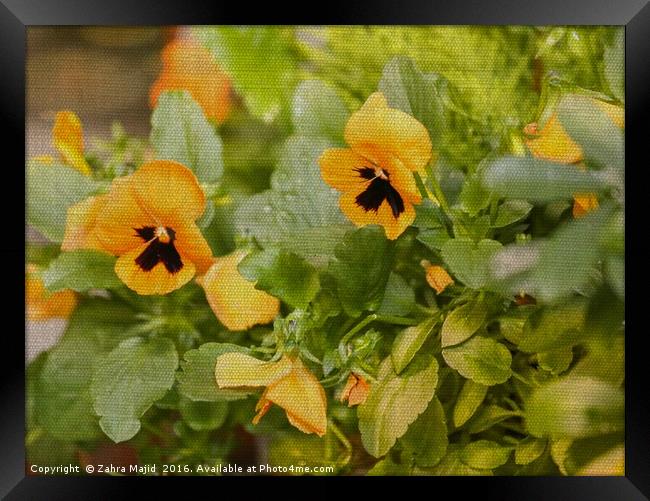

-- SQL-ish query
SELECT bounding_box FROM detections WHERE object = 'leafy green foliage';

[358,355,438,457]
[150,91,224,183]
[26,163,99,242]
[91,337,178,443]
[238,247,320,309]
[26,26,624,476]
[195,26,298,121]
[442,336,512,386]
[329,226,395,317]
[41,250,120,292]
[177,343,251,402]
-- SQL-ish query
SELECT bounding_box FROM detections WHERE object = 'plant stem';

[328,419,352,468]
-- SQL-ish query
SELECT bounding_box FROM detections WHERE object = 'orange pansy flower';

[319,93,432,240]
[525,96,624,218]
[215,353,327,436]
[339,373,370,407]
[150,40,232,124]
[62,160,213,295]
[26,265,77,320]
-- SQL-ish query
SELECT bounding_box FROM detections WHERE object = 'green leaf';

[518,299,586,353]
[441,298,487,348]
[358,354,439,458]
[557,94,623,172]
[238,247,320,309]
[150,91,223,183]
[441,238,502,289]
[235,136,350,263]
[453,379,488,428]
[423,445,493,476]
[603,29,624,102]
[480,156,604,202]
[400,396,448,467]
[489,207,612,302]
[35,299,138,441]
[493,200,533,228]
[515,437,547,465]
[391,316,437,374]
[27,163,99,242]
[538,347,573,375]
[460,440,511,470]
[330,226,396,317]
[525,376,624,439]
[460,176,492,216]
[195,26,298,120]
[292,80,348,142]
[179,398,228,431]
[91,337,179,443]
[177,343,251,402]
[442,336,512,386]
[465,405,520,434]
[378,56,447,143]
[41,250,120,292]
[377,273,416,317]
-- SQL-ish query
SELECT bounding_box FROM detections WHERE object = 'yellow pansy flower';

[319,92,432,240]
[215,353,327,436]
[198,249,280,331]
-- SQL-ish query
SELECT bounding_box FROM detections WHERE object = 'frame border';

[3,0,648,497]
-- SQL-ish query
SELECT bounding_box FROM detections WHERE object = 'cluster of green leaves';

[26,26,623,476]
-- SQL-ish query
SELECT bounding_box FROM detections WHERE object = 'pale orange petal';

[265,359,327,436]
[215,352,293,388]
[572,193,599,218]
[425,265,454,294]
[200,250,280,331]
[61,195,108,252]
[525,114,583,164]
[52,111,92,175]
[150,40,232,124]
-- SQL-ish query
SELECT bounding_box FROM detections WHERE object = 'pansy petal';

[338,188,415,240]
[214,352,293,388]
[93,177,154,254]
[150,40,232,124]
[114,242,196,295]
[385,163,422,203]
[173,222,214,274]
[525,114,583,164]
[425,265,454,294]
[61,195,108,252]
[128,160,206,222]
[572,193,599,218]
[26,271,77,320]
[53,111,92,176]
[200,250,280,331]
[264,359,327,436]
[376,198,416,241]
[318,148,371,192]
[345,92,432,173]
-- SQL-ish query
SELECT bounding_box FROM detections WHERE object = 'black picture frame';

[3,0,648,497]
